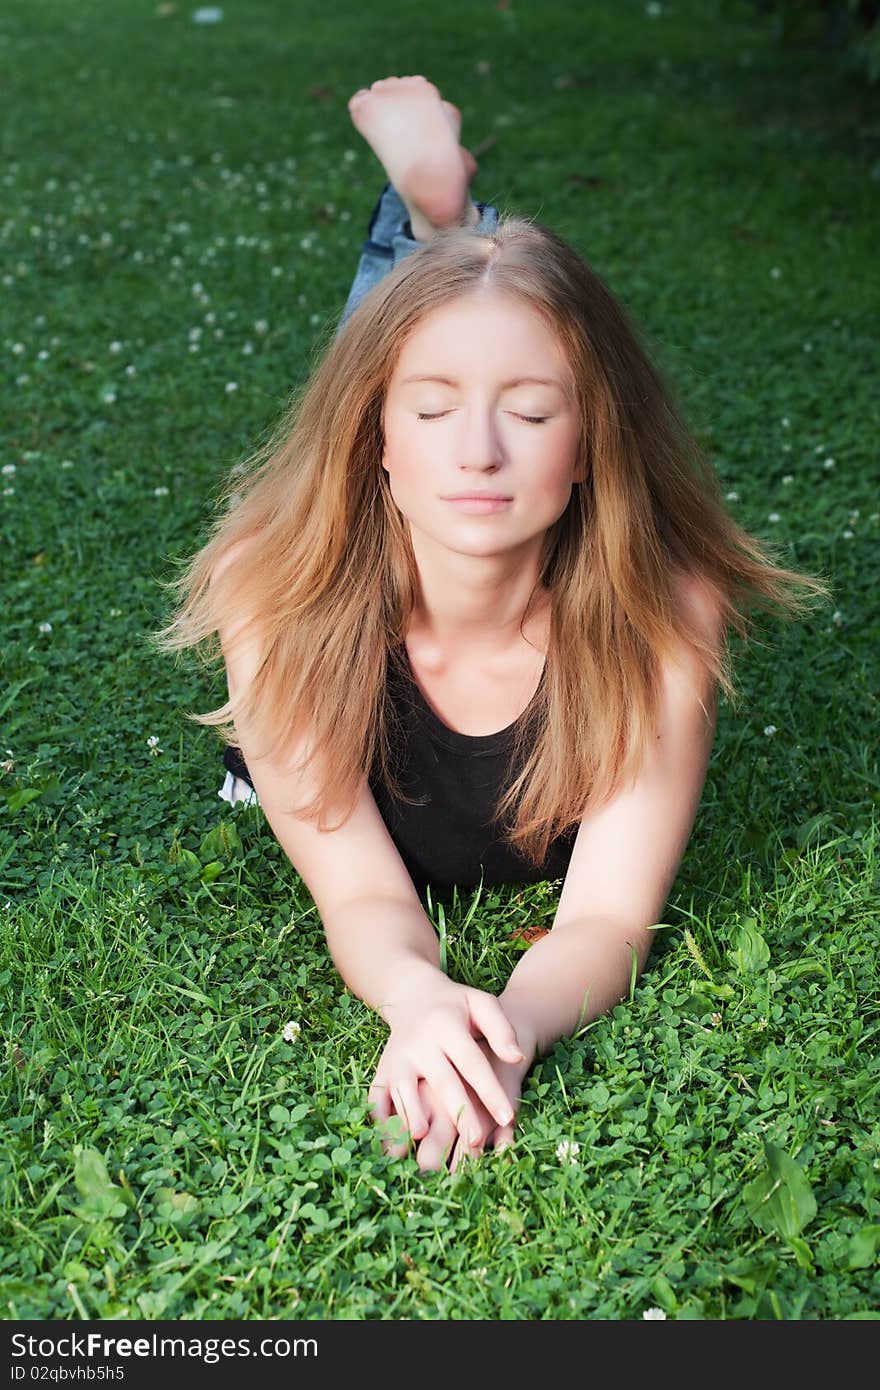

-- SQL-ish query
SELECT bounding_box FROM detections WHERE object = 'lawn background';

[1,0,878,1320]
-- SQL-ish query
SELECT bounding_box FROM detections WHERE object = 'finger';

[466,991,526,1064]
[367,1082,392,1124]
[391,1080,430,1142]
[490,1123,515,1154]
[415,1101,458,1174]
[443,1036,516,1131]
[424,1054,486,1146]
[368,1083,410,1158]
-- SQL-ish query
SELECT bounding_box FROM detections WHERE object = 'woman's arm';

[500,576,723,1055]
[214,548,522,1144]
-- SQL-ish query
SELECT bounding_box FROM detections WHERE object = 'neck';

[407,529,550,660]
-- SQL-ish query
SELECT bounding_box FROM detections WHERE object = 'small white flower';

[803,342,812,353]
[271,265,283,277]
[768,512,780,522]
[3,487,14,496]
[147,735,162,756]
[764,724,777,737]
[556,1140,580,1165]
[770,267,781,279]
[60,459,74,469]
[38,622,53,634]
[2,464,15,475]
[831,610,843,626]
[188,326,202,341]
[109,340,122,354]
[254,318,268,335]
[725,490,739,501]
[153,485,169,496]
[782,474,794,485]
[125,364,137,377]
[282,1019,301,1043]
[37,350,49,361]
[710,1012,722,1026]
[101,390,116,404]
[823,457,835,470]
[225,381,238,394]
[11,343,24,355]
[841,529,854,540]
[204,312,216,325]
[645,1,663,14]
[241,342,254,355]
[781,417,790,427]
[643,1306,667,1320]
[109,608,122,617]
[192,7,224,23]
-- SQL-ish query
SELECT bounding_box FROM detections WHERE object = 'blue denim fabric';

[338,181,500,329]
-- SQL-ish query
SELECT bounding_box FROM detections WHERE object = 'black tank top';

[222,647,577,896]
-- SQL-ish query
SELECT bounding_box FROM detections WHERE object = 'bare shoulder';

[670,568,726,652]
[210,533,264,694]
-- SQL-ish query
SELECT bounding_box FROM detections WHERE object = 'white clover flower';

[725,491,739,501]
[11,343,24,355]
[109,341,122,354]
[37,350,49,361]
[643,1307,667,1320]
[842,529,854,540]
[101,390,117,404]
[768,513,780,522]
[153,485,169,496]
[556,1140,580,1165]
[188,327,202,341]
[781,417,790,427]
[770,267,781,279]
[16,375,30,386]
[147,736,162,755]
[823,458,835,471]
[38,622,52,634]
[254,318,268,335]
[192,8,224,24]
[710,1012,722,1026]
[782,474,794,485]
[2,464,15,475]
[271,266,283,277]
[764,724,777,736]
[60,459,74,469]
[2,487,13,496]
[241,342,254,355]
[125,365,137,377]
[645,1,663,14]
[204,312,216,325]
[225,381,238,394]
[282,1019,301,1043]
[803,342,812,353]
[831,610,843,626]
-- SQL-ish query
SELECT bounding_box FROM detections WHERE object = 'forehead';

[389,292,571,386]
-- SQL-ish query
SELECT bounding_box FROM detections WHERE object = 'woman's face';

[381,292,583,562]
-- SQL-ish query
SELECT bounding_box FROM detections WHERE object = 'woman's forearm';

[498,915,654,1057]
[320,895,446,1024]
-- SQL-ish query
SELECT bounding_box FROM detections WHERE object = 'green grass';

[2,0,878,1320]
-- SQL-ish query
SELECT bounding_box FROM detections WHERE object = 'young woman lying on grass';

[159,76,829,1172]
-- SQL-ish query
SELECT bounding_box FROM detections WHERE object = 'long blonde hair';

[157,218,831,867]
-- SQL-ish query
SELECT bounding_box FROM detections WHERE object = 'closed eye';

[416,412,549,424]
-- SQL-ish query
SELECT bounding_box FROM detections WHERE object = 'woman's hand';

[413,1031,536,1172]
[368,977,526,1158]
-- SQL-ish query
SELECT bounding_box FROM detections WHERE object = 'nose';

[456,403,504,474]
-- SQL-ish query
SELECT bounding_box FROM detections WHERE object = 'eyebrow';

[400,374,568,392]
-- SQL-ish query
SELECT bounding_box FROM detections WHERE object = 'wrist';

[497,991,540,1064]
[377,958,451,1027]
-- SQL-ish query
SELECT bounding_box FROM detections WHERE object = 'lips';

[442,493,512,501]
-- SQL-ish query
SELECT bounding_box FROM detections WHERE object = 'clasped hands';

[368,977,536,1172]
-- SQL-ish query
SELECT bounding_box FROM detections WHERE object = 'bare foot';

[348,75,479,241]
